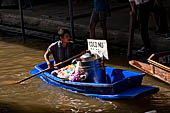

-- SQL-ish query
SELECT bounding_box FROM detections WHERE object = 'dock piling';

[18,0,25,41]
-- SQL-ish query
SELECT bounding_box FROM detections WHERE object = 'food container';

[76,52,106,83]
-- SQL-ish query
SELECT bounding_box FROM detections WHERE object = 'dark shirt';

[93,0,109,11]
[47,41,73,67]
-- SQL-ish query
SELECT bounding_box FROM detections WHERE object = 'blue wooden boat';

[30,61,159,99]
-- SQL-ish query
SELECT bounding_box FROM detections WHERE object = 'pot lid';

[80,53,92,59]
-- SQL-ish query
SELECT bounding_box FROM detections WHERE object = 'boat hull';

[30,61,159,99]
[130,51,170,85]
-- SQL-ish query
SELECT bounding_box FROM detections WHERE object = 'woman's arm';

[44,50,53,69]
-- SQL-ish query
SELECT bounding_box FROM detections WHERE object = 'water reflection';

[0,34,170,113]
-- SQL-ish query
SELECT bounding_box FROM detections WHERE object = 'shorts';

[90,11,107,24]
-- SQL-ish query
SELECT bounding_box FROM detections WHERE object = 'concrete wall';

[1,0,17,7]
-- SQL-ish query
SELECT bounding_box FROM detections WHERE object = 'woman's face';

[61,33,71,43]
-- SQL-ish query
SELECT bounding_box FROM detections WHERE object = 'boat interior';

[35,61,145,84]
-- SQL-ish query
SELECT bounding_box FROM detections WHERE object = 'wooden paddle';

[4,51,85,85]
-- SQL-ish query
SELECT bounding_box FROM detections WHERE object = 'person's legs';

[151,12,159,33]
[138,3,151,51]
[100,23,107,40]
[159,7,169,34]
[151,5,160,34]
[99,11,107,40]
[89,11,99,39]
[168,8,170,28]
[90,22,97,39]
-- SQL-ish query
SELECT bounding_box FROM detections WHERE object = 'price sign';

[87,39,109,60]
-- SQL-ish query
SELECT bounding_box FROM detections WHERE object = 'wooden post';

[127,12,136,59]
[168,8,170,29]
[68,0,75,40]
[150,64,155,74]
[18,0,25,41]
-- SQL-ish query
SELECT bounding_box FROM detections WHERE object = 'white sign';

[87,39,109,60]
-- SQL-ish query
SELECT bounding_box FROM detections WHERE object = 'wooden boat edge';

[129,60,170,85]
[147,52,170,72]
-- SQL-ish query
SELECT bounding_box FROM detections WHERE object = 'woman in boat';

[44,28,73,69]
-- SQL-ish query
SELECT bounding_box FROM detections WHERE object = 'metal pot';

[76,53,106,83]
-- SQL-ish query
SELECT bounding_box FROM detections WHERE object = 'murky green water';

[0,34,170,113]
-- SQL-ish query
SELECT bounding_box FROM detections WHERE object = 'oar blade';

[0,80,19,86]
